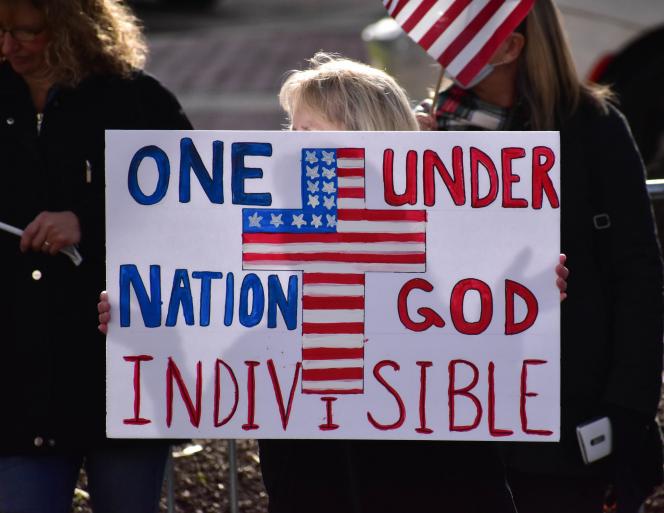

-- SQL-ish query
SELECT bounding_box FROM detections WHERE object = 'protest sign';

[105,130,560,441]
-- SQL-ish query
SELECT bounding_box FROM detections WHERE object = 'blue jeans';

[0,443,170,513]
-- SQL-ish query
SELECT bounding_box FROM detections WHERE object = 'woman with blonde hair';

[418,1,662,512]
[0,0,191,511]
[259,52,518,513]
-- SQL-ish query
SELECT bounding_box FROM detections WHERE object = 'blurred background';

[133,0,664,179]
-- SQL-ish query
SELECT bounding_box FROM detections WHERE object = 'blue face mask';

[445,63,495,90]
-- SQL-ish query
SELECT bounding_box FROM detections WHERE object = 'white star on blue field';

[242,149,339,234]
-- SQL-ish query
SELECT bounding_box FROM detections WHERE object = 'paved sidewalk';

[140,0,386,129]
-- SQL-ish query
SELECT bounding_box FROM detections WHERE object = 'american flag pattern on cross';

[384,0,535,88]
[242,148,427,394]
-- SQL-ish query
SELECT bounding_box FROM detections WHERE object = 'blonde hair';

[279,52,419,131]
[4,0,147,86]
[517,0,612,129]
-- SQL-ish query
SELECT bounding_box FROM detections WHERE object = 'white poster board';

[105,130,560,441]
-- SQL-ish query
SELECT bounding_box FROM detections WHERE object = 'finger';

[98,300,111,314]
[20,218,42,252]
[98,312,111,324]
[98,323,108,335]
[555,263,569,280]
[559,253,567,266]
[31,225,51,252]
[556,277,567,293]
[560,292,567,302]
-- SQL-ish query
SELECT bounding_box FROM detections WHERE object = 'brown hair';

[3,0,147,86]
[280,52,419,131]
[517,0,612,129]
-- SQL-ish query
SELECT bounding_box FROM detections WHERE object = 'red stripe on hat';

[390,0,411,18]
[402,0,438,33]
[419,0,471,51]
[438,0,503,68]
[456,0,534,86]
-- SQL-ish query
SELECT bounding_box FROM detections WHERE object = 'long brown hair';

[4,0,147,86]
[517,0,612,129]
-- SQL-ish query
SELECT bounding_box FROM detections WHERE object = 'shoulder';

[82,70,192,129]
[564,93,630,138]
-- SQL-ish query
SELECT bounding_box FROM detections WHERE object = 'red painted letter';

[368,360,406,430]
[319,397,339,431]
[470,147,498,208]
[416,361,434,434]
[242,361,260,430]
[505,280,539,335]
[520,359,553,436]
[214,359,239,428]
[532,146,559,209]
[448,359,482,432]
[166,357,202,428]
[450,279,493,335]
[502,147,528,208]
[383,149,417,206]
[267,359,301,430]
[488,362,513,437]
[398,278,445,332]
[424,148,466,207]
[123,355,153,425]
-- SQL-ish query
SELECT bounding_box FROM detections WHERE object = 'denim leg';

[85,442,171,513]
[0,454,82,513]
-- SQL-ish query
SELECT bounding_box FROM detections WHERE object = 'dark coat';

[0,61,192,455]
[503,97,664,477]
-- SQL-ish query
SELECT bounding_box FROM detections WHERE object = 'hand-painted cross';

[242,148,427,394]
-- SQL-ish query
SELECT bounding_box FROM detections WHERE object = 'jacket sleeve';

[71,72,192,262]
[597,105,664,417]
[133,73,193,130]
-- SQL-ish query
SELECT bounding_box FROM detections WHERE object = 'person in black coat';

[417,1,663,512]
[0,1,191,512]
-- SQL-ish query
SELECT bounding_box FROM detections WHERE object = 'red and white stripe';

[301,273,365,394]
[242,148,427,394]
[383,0,534,87]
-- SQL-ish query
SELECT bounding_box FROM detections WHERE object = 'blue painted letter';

[239,273,265,327]
[179,138,224,204]
[119,264,162,327]
[127,146,170,205]
[231,142,272,205]
[192,271,223,327]
[166,269,195,326]
[267,275,298,330]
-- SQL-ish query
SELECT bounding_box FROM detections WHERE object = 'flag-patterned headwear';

[383,0,535,88]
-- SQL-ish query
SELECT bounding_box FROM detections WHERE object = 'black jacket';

[0,61,192,454]
[503,97,664,476]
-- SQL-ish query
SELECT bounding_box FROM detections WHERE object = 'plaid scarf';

[433,85,511,131]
